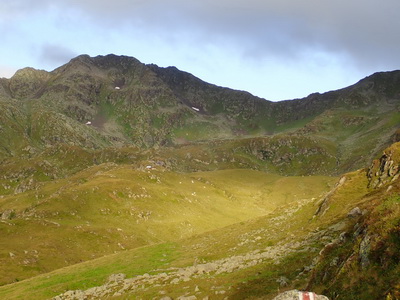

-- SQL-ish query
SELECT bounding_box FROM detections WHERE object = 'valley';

[0,54,399,299]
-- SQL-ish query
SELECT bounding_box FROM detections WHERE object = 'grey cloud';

[39,44,77,67]
[0,0,54,19]
[4,0,400,72]
[59,0,400,71]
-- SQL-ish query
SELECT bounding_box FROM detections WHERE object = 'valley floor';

[0,166,349,299]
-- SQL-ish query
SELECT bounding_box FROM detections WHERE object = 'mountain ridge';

[0,54,399,173]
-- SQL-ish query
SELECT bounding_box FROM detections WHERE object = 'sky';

[0,1,399,101]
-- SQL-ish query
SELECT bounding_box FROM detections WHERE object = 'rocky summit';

[0,54,399,299]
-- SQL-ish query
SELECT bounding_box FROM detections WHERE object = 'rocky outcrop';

[0,209,15,220]
[359,233,371,269]
[367,148,400,188]
[307,144,400,299]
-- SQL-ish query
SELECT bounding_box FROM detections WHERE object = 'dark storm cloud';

[3,0,400,71]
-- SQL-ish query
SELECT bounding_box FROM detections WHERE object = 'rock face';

[367,149,400,188]
[273,290,329,300]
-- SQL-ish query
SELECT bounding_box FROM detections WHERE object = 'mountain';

[0,54,399,299]
[1,54,399,169]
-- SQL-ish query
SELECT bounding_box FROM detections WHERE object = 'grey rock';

[330,256,340,267]
[1,209,14,220]
[107,273,126,282]
[359,234,371,269]
[276,276,289,287]
[339,232,347,242]
[171,278,181,284]
[353,223,364,237]
[347,207,362,218]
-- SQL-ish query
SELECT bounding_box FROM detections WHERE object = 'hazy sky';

[1,0,399,101]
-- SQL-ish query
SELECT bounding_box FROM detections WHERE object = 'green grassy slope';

[1,143,397,300]
[0,167,369,300]
[0,166,335,287]
[0,174,338,300]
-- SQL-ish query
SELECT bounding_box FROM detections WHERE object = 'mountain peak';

[12,67,48,77]
[53,54,145,79]
[92,54,142,66]
[8,67,50,99]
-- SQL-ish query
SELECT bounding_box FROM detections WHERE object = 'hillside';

[0,54,399,299]
[0,167,335,287]
[0,144,399,299]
